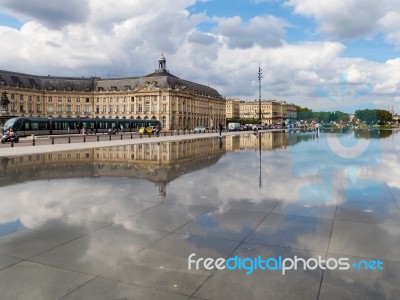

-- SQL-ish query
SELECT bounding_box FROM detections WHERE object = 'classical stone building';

[0,55,225,130]
[226,98,241,119]
[237,99,297,125]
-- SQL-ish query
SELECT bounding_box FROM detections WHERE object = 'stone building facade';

[0,55,226,130]
[236,99,297,125]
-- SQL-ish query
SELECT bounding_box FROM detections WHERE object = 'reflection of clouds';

[0,178,154,228]
[358,136,400,190]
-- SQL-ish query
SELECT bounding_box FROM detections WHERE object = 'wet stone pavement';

[0,130,399,299]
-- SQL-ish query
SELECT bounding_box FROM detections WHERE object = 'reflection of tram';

[2,117,161,136]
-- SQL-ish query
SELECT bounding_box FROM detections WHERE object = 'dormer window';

[66,86,73,91]
[1,80,5,85]
[98,87,104,92]
[111,86,117,91]
[125,85,130,91]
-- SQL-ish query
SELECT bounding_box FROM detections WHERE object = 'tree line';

[297,107,394,124]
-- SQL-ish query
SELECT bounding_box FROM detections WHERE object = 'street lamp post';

[258,67,262,125]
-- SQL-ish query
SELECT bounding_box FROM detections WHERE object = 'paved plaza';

[0,131,399,299]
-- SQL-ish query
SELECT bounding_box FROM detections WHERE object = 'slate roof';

[0,68,223,99]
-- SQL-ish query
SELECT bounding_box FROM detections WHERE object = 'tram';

[1,117,161,136]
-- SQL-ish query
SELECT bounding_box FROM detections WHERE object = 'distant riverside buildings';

[226,98,297,125]
[0,55,225,130]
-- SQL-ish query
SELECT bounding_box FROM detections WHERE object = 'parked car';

[228,122,241,131]
[194,126,206,133]
[138,127,154,135]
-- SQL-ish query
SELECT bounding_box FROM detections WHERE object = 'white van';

[228,122,241,131]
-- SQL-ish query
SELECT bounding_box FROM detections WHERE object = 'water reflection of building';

[225,132,290,151]
[0,138,226,199]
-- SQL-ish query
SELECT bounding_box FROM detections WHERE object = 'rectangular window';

[138,104,142,112]
[130,104,134,112]
[162,103,167,112]
[48,96,53,102]
[48,104,53,112]
[76,105,81,113]
[67,97,71,102]
[66,105,72,113]
[36,103,40,112]
[77,97,81,102]
[58,96,62,102]
[102,105,106,113]
[163,95,166,101]
[85,104,90,113]
[57,104,62,112]
[20,95,24,101]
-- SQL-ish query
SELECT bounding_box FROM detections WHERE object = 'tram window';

[30,122,39,130]
[35,121,49,130]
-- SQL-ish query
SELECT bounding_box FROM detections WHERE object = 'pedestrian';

[219,122,223,137]
[120,124,124,133]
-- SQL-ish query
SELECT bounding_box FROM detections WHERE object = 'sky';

[1,0,400,113]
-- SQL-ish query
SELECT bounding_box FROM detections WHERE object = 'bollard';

[131,133,133,139]
[83,136,86,143]
[68,137,71,143]
[164,132,166,137]
[97,135,99,142]
[109,135,111,141]
[51,138,54,145]
[32,138,35,146]
[121,134,123,140]
[11,141,14,147]
[148,134,151,138]
[140,134,142,139]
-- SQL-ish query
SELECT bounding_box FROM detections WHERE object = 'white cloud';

[285,0,383,39]
[0,0,400,112]
[212,15,286,48]
[0,0,90,29]
[379,11,400,47]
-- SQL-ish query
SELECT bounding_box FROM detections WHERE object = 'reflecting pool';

[0,130,400,299]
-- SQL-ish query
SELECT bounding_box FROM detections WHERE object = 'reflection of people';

[219,122,223,137]
[120,124,123,133]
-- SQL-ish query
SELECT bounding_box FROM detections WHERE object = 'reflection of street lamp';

[258,67,262,125]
